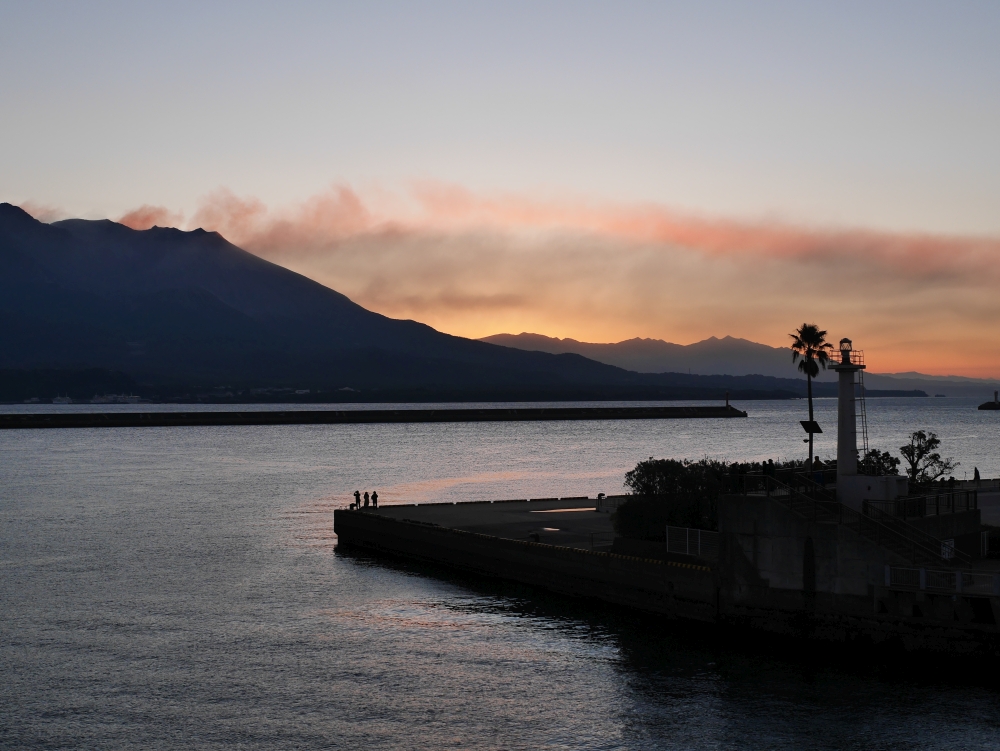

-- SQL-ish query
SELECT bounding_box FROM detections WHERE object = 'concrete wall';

[717,494,900,597]
[838,475,908,510]
[908,510,980,540]
[335,509,719,622]
[337,505,1000,656]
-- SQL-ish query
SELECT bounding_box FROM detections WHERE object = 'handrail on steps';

[727,473,972,567]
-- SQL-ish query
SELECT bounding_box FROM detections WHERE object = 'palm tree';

[790,323,833,467]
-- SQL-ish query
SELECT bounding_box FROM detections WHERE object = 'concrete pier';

[336,499,719,623]
[336,490,1000,658]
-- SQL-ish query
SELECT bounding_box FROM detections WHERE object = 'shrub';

[613,458,726,539]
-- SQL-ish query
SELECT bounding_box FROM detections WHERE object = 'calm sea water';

[2,398,999,749]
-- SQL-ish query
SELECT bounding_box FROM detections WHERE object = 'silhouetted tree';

[860,448,900,476]
[790,323,833,465]
[899,430,957,483]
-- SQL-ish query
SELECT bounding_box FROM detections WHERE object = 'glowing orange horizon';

[24,184,1000,379]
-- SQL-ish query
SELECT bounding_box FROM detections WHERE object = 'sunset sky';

[3,2,999,377]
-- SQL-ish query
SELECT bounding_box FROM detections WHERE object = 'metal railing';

[835,350,864,366]
[864,490,978,520]
[666,526,720,560]
[730,473,972,567]
[911,479,998,493]
[961,572,998,595]
[726,470,838,505]
[886,565,1000,596]
[860,502,974,567]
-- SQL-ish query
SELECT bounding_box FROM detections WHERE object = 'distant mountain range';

[480,333,999,398]
[0,203,832,402]
[3,202,992,403]
[481,333,797,378]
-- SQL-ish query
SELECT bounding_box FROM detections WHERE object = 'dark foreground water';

[2,400,1000,749]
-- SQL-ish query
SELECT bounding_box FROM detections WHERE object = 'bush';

[623,457,727,497]
[613,458,725,539]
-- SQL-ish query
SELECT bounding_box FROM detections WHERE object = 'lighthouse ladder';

[856,368,870,461]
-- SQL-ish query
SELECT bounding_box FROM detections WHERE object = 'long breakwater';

[0,404,747,429]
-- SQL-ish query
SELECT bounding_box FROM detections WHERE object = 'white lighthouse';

[831,338,863,477]
[830,338,907,509]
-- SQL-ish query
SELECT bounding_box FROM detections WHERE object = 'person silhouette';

[363,491,370,508]
[974,467,981,486]
[354,490,361,509]
[371,490,378,508]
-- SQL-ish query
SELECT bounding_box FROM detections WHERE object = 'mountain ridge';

[6,202,989,402]
[479,332,999,397]
[1,203,830,401]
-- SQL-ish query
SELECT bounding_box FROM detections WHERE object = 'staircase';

[730,472,972,567]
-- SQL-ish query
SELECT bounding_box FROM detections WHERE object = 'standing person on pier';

[371,490,378,508]
[363,491,370,508]
[354,490,361,509]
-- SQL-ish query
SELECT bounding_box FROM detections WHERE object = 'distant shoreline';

[4,387,930,408]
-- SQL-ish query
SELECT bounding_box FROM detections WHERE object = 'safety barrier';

[885,565,1000,595]
[666,526,720,561]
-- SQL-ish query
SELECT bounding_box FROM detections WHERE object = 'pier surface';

[0,404,747,430]
[375,497,611,550]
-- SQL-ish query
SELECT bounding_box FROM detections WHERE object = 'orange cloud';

[118,205,185,230]
[177,184,1000,283]
[406,183,1000,280]
[109,184,1000,378]
[18,201,66,223]
[189,187,378,251]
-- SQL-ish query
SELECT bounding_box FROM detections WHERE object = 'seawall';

[334,508,718,622]
[1,405,747,430]
[335,499,1000,658]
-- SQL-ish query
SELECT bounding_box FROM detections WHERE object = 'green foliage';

[899,430,958,483]
[614,458,726,539]
[860,448,900,476]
